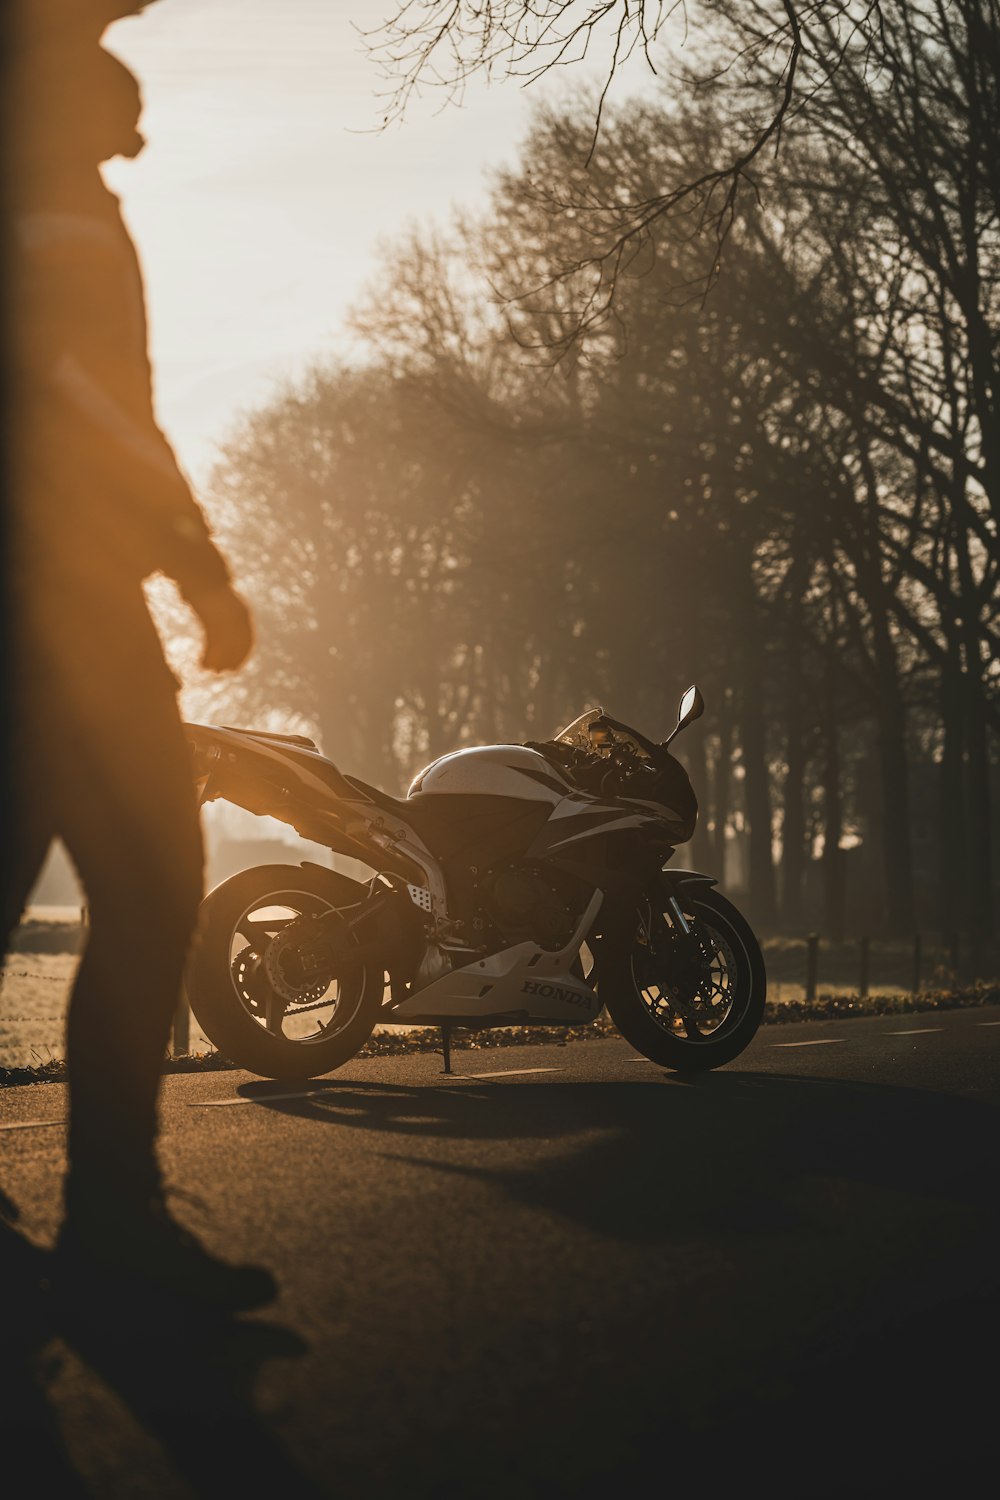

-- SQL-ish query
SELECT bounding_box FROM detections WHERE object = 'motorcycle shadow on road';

[238,1065,1000,1244]
[0,1182,323,1498]
[243,1067,1000,1495]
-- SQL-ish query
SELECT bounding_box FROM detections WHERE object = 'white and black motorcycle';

[183,688,766,1080]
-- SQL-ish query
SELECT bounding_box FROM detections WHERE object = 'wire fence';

[762,932,998,1004]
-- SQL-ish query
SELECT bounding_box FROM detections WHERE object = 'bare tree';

[365,2,889,323]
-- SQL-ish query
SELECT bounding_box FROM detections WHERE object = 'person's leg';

[2,671,56,1228]
[9,582,274,1308]
[57,664,202,1200]
[2,651,59,955]
[44,604,274,1308]
[1,815,54,960]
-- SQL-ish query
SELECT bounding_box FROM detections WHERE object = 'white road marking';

[884,1028,943,1036]
[0,1119,65,1131]
[770,1039,847,1048]
[189,1089,322,1108]
[188,1098,254,1107]
[977,1021,1000,1027]
[464,1067,565,1080]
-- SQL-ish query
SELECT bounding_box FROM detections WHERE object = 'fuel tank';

[408,745,572,803]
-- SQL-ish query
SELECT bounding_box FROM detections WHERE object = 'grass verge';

[2,980,997,1088]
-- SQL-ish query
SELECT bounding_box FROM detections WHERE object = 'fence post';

[912,932,922,995]
[859,936,870,999]
[171,992,190,1057]
[805,934,819,1003]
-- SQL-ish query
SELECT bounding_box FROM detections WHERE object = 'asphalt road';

[2,1008,998,1498]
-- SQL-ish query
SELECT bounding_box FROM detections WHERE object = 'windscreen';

[555,708,606,751]
[555,709,654,760]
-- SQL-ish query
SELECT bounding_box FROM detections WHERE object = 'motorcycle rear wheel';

[185,864,383,1081]
[604,886,766,1071]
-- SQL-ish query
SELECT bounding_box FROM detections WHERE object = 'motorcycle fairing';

[528,794,675,856]
[388,891,604,1022]
[187,723,449,904]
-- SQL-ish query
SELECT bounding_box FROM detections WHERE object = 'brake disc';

[681,925,736,1014]
[262,922,333,1006]
[645,919,732,1018]
[231,934,330,1017]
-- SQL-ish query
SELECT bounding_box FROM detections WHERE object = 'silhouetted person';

[2,3,274,1310]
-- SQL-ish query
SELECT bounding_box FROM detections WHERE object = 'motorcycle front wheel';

[603,886,766,1072]
[185,864,384,1081]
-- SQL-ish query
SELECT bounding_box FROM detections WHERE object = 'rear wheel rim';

[227,888,368,1046]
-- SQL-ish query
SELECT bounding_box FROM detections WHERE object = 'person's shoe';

[55,1187,277,1314]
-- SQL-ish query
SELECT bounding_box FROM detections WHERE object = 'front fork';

[666,896,691,935]
[639,886,714,1009]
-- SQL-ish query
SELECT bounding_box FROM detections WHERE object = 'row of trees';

[170,2,998,939]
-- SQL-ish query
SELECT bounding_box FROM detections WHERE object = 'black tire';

[603,886,766,1072]
[185,864,383,1081]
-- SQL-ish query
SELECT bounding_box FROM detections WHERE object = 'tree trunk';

[939,639,967,940]
[857,452,914,935]
[781,606,807,930]
[711,706,734,883]
[821,650,846,942]
[872,635,915,936]
[737,569,777,927]
[686,728,712,871]
[962,665,994,939]
[954,525,995,938]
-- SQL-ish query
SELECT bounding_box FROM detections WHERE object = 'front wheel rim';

[629,903,749,1043]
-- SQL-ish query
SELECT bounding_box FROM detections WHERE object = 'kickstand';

[440,1023,453,1075]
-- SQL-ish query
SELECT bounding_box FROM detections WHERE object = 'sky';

[102,0,657,482]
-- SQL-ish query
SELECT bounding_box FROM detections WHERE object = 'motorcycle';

[183,687,767,1080]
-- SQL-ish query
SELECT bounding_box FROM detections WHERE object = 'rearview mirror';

[663,684,705,747]
[678,685,704,728]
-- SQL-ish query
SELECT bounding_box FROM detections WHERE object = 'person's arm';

[24,210,254,671]
[50,348,253,670]
[51,347,230,593]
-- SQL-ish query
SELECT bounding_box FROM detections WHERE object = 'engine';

[479,863,577,950]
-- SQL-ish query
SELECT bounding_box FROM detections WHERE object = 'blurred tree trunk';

[711,708,733,883]
[686,729,712,871]
[740,691,777,923]
[781,601,806,930]
[857,450,914,936]
[737,567,776,926]
[962,667,994,939]
[872,642,914,936]
[821,648,846,942]
[939,635,967,940]
[955,527,995,938]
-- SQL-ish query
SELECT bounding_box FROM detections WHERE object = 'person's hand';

[190,584,255,673]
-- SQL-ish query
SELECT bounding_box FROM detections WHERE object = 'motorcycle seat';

[344,775,417,823]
